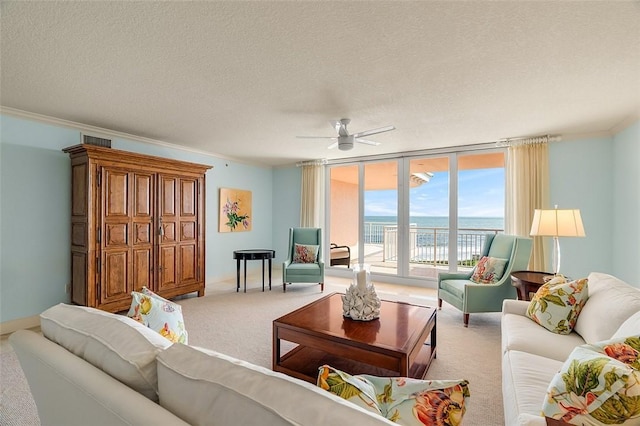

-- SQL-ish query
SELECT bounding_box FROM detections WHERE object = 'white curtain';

[505,137,549,271]
[300,161,325,228]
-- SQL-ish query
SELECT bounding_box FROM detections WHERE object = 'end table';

[510,271,553,301]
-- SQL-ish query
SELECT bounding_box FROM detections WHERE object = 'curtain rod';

[496,134,562,147]
[296,159,327,167]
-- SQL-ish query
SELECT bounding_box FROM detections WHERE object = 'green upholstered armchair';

[282,227,324,293]
[438,233,532,327]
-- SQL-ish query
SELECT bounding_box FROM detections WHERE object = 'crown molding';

[0,106,269,168]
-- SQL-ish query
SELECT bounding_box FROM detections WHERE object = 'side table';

[510,271,553,301]
[233,249,276,293]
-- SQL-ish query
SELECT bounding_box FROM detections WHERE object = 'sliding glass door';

[327,149,505,284]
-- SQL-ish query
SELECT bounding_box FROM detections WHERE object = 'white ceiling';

[1,1,639,167]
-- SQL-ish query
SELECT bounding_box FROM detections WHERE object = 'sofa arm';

[502,299,530,316]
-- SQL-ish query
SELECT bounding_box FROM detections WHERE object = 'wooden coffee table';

[272,292,437,384]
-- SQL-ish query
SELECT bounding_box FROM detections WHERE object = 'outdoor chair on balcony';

[282,227,324,293]
[438,233,532,327]
[329,243,351,267]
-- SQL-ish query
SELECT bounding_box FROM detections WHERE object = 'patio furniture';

[329,243,351,267]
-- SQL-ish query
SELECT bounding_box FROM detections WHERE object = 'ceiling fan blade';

[352,125,395,139]
[296,136,338,139]
[355,138,381,146]
[327,141,339,149]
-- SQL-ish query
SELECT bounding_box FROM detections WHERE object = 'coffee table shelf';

[273,293,437,384]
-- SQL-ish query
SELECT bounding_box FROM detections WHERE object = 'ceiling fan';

[297,118,395,151]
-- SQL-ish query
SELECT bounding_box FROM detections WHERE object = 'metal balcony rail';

[364,222,502,267]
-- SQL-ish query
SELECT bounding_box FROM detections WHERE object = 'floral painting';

[219,188,251,232]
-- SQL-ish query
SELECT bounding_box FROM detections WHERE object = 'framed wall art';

[219,188,252,232]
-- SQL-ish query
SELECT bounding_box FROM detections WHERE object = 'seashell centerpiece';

[342,264,381,321]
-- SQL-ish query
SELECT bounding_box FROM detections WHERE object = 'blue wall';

[1,113,638,323]
[612,122,640,282]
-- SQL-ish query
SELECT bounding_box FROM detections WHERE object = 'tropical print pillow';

[469,256,508,284]
[542,335,640,425]
[293,243,319,263]
[127,287,188,344]
[317,365,470,426]
[526,277,588,335]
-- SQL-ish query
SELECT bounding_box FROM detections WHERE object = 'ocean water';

[364,216,504,230]
[364,216,504,260]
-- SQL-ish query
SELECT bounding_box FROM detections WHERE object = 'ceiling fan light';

[338,141,353,151]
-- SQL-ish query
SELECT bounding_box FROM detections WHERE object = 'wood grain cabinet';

[63,144,212,313]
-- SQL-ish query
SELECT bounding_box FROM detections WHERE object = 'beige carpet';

[0,278,504,425]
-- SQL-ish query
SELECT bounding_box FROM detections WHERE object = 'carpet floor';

[0,277,504,425]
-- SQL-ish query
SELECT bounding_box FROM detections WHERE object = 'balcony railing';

[364,222,502,267]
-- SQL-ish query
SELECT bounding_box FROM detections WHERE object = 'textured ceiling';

[1,1,639,167]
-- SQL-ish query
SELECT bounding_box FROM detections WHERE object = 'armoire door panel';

[179,244,197,282]
[161,222,176,242]
[159,246,177,289]
[132,248,152,291]
[104,169,129,217]
[180,179,196,216]
[103,251,130,303]
[180,221,196,241]
[160,177,177,216]
[105,223,128,247]
[134,223,151,244]
[134,173,153,217]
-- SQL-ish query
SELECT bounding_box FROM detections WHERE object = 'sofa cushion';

[40,303,172,401]
[293,243,319,263]
[470,256,508,284]
[317,365,470,425]
[613,311,640,340]
[502,312,586,361]
[574,272,640,343]
[502,350,564,426]
[542,336,640,424]
[526,277,588,335]
[156,343,394,426]
[127,287,188,344]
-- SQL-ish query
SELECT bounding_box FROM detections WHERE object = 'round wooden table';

[510,271,553,301]
[233,249,276,293]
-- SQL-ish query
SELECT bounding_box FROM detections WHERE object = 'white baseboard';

[0,315,40,336]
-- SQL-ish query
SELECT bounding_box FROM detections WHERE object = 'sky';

[364,168,505,218]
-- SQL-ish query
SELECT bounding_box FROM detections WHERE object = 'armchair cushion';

[293,243,319,263]
[470,256,508,284]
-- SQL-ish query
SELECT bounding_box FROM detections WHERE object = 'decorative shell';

[341,284,381,321]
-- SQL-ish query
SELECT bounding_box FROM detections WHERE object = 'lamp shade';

[530,209,586,237]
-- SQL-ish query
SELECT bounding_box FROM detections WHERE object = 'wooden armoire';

[63,144,212,313]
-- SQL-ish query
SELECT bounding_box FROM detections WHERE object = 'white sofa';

[10,303,395,426]
[501,272,640,426]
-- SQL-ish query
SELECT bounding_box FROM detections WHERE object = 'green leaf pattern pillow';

[526,277,588,334]
[542,335,640,425]
[317,365,470,425]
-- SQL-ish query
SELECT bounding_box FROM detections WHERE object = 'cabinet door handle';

[159,218,164,236]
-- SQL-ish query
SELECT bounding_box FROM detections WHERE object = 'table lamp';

[529,206,586,276]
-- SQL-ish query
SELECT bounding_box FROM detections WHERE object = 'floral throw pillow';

[526,277,588,335]
[293,243,319,263]
[469,256,508,284]
[127,287,188,344]
[317,365,470,426]
[542,335,640,425]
